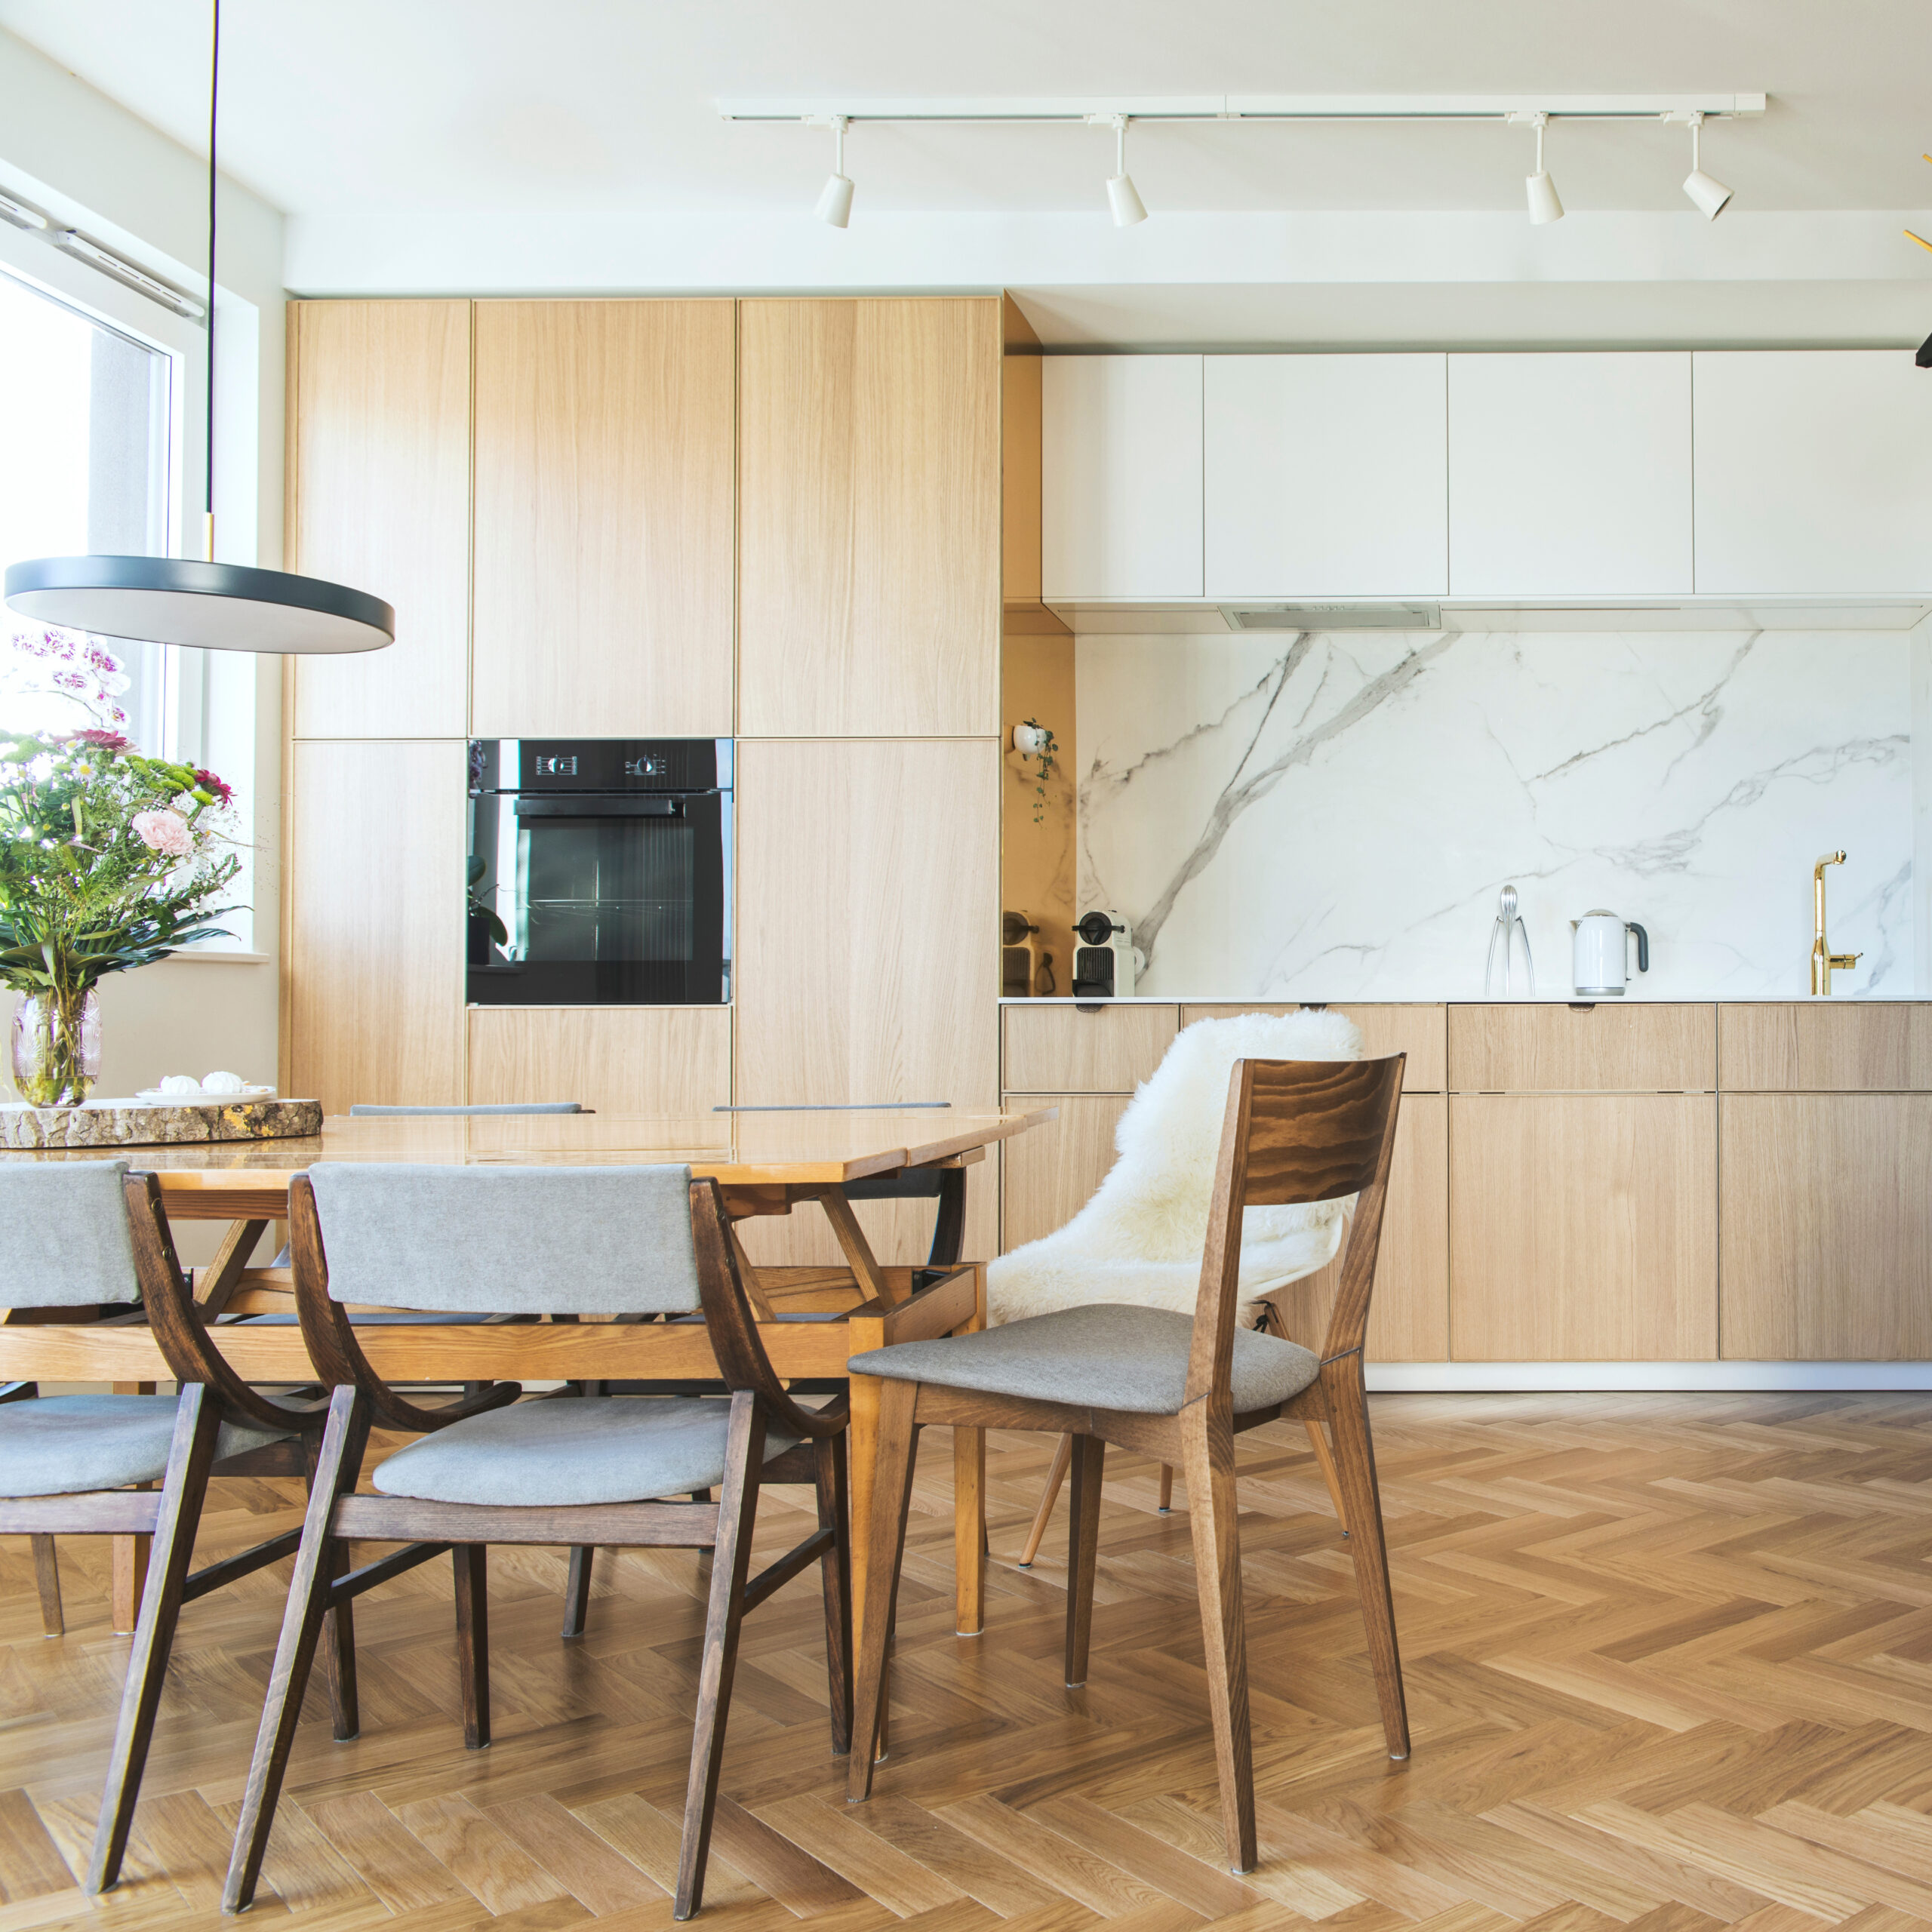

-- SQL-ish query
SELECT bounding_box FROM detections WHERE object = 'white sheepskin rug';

[988,1008,1364,1328]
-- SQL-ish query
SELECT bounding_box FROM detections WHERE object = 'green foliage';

[0,730,241,1000]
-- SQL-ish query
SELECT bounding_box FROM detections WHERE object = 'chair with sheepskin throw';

[995,1009,1364,1561]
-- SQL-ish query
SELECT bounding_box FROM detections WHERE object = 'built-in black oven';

[466,739,731,1005]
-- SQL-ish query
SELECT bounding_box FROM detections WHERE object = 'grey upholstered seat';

[848,1303,1321,1417]
[347,1103,583,1116]
[371,1395,799,1506]
[0,1395,291,1497]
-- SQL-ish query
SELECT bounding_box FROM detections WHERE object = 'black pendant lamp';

[3,3,393,655]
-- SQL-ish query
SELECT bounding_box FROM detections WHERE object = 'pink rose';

[132,809,192,857]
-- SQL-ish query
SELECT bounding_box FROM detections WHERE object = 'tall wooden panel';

[285,740,466,1115]
[288,300,471,738]
[1720,1094,1932,1358]
[1450,1094,1718,1360]
[738,298,1002,737]
[468,1008,731,1117]
[471,300,734,737]
[735,739,1000,1263]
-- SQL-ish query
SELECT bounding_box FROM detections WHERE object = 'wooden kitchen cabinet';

[288,300,472,739]
[1720,1094,1932,1358]
[1204,354,1447,599]
[1180,1003,1447,1091]
[1450,1003,1715,1093]
[1002,1094,1130,1251]
[1447,352,1693,597]
[1043,354,1204,601]
[1450,1094,1718,1359]
[470,299,735,738]
[734,738,1000,1264]
[737,297,1001,738]
[1275,1093,1449,1361]
[1694,350,1932,594]
[1003,1002,1177,1093]
[1719,1002,1932,1091]
[467,1008,731,1116]
[285,740,466,1115]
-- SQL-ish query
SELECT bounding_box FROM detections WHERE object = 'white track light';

[814,116,854,226]
[1106,115,1148,226]
[1525,112,1564,223]
[1681,112,1732,219]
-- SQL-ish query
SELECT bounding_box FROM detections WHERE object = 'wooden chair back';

[288,1169,847,1441]
[1186,1055,1405,1408]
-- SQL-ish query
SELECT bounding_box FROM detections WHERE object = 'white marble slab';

[1077,629,1912,1000]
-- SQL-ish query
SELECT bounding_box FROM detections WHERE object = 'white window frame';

[0,217,261,954]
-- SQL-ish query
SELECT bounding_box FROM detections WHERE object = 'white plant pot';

[1013,723,1051,755]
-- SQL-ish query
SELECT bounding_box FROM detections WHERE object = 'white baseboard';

[1364,1361,1932,1392]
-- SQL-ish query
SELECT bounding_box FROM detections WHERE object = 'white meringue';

[158,1074,200,1095]
[200,1071,247,1093]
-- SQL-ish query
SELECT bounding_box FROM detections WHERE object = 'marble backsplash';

[1077,630,1913,1000]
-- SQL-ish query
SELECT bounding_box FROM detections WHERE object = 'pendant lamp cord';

[204,0,218,559]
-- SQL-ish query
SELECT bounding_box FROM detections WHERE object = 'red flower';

[192,766,233,806]
[70,729,131,751]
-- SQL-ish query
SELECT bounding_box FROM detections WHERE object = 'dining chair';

[0,1161,331,1895]
[223,1161,852,1922]
[996,1011,1363,1563]
[844,1054,1410,1874]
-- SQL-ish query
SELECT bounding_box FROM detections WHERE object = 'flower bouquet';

[0,728,241,1106]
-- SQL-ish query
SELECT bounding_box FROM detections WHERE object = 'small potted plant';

[1013,718,1059,825]
[0,729,241,1106]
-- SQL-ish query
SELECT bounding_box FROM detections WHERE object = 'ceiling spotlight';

[1524,111,1564,224]
[1681,112,1732,219]
[814,115,854,227]
[1106,115,1148,226]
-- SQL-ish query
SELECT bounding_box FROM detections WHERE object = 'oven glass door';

[468,792,728,1004]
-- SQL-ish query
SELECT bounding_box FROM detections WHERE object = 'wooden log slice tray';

[0,1097,324,1149]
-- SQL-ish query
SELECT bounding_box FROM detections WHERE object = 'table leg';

[112,1384,155,1632]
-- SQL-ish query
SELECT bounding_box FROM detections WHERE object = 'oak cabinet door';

[286,740,466,1115]
[1720,1094,1932,1358]
[738,297,1001,737]
[1450,1094,1718,1360]
[288,300,471,738]
[1001,1095,1129,1252]
[734,739,1000,1264]
[471,300,735,737]
[467,1008,731,1118]
[1003,1004,1178,1094]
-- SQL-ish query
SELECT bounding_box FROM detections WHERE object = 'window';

[0,265,171,747]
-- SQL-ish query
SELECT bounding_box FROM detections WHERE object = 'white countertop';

[999,994,1932,1006]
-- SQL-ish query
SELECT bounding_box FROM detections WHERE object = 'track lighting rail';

[717,92,1767,125]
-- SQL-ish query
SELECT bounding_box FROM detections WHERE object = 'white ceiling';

[4,0,1931,220]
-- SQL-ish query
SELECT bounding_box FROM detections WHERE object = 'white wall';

[0,27,286,1115]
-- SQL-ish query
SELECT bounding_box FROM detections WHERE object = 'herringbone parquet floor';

[8,1392,1932,1930]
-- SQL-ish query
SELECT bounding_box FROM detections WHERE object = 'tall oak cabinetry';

[285,297,1004,1268]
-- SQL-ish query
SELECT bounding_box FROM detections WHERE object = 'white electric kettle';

[1571,910,1649,997]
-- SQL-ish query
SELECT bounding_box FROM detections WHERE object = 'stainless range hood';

[1052,598,1932,635]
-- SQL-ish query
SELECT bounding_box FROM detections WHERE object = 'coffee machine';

[1072,909,1143,998]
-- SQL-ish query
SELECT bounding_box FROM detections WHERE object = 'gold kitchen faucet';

[1811,851,1861,995]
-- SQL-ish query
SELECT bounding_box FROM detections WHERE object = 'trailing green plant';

[1020,718,1059,824]
[0,729,241,1102]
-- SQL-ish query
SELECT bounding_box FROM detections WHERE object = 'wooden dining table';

[0,1106,1055,1662]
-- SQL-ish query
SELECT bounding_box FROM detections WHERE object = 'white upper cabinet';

[1448,353,1693,598]
[1043,355,1203,599]
[1694,351,1932,594]
[1204,354,1447,599]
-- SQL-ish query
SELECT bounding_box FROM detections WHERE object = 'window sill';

[168,949,271,964]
